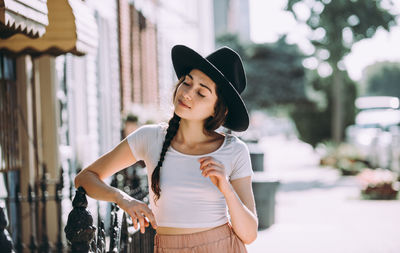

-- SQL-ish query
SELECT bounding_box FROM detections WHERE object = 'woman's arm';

[198,157,258,244]
[75,139,135,198]
[74,139,157,232]
[225,176,258,244]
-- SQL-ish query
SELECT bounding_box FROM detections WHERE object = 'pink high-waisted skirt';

[154,222,248,253]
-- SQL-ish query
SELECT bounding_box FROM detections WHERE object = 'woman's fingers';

[135,212,146,234]
[201,163,223,176]
[120,199,158,232]
[198,158,225,178]
[144,218,150,227]
[141,206,158,229]
[198,158,223,169]
[131,214,138,230]
[130,207,157,233]
[203,168,222,178]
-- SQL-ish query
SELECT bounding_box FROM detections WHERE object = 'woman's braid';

[151,113,181,203]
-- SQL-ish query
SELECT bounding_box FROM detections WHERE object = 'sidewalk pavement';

[246,135,400,253]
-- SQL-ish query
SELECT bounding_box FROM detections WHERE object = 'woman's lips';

[178,100,191,108]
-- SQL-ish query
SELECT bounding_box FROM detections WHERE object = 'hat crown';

[205,47,246,94]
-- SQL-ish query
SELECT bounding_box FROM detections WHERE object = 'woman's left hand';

[198,156,231,194]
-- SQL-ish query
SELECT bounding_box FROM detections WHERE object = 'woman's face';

[173,69,218,122]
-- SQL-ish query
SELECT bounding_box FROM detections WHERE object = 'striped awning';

[0,0,98,56]
[0,0,49,38]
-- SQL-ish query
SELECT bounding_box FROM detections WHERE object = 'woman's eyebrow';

[187,74,213,94]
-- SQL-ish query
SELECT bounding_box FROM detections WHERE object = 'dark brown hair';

[151,73,229,203]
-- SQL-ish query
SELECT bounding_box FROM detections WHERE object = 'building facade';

[214,0,251,43]
[0,0,121,251]
[120,0,215,123]
[0,0,216,251]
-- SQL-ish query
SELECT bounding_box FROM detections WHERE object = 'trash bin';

[250,152,264,172]
[252,173,280,229]
[246,141,265,172]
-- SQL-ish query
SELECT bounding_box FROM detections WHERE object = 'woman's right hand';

[74,139,157,233]
[116,191,158,233]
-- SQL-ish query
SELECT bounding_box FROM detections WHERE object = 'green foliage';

[242,37,308,109]
[286,0,396,143]
[215,30,360,147]
[362,61,400,98]
[289,100,331,147]
[286,0,397,63]
[215,33,245,55]
[216,34,308,111]
[124,113,139,123]
[289,70,357,147]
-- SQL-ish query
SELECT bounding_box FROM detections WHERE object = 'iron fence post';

[39,165,50,253]
[28,184,37,253]
[56,167,64,252]
[15,182,23,252]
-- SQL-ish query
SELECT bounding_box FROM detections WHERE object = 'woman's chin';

[174,108,185,118]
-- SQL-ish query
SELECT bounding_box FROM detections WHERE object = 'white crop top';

[126,123,254,228]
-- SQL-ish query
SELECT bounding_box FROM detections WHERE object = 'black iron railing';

[0,164,66,253]
[0,158,154,253]
[64,186,156,253]
[65,162,155,253]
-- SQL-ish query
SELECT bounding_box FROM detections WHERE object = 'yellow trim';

[0,0,98,56]
[0,0,48,38]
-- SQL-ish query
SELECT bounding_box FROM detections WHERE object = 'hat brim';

[171,45,249,132]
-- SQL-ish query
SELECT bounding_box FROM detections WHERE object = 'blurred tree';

[361,61,400,98]
[243,37,307,109]
[290,70,357,147]
[215,33,245,55]
[286,0,397,143]
[216,34,307,111]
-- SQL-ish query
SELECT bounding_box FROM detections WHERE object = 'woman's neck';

[174,119,217,147]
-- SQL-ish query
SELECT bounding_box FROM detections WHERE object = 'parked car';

[345,96,400,171]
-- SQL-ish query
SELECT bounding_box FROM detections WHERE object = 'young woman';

[74,45,258,252]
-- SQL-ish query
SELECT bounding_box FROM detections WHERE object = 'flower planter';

[358,168,399,200]
[361,183,399,200]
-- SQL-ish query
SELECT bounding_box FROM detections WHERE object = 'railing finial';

[64,187,96,253]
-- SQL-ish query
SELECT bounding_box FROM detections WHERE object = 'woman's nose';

[183,89,192,100]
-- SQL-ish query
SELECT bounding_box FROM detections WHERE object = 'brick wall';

[118,0,132,113]
[131,5,142,104]
[143,20,159,105]
[119,3,159,111]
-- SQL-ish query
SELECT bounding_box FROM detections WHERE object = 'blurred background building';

[0,0,215,251]
[214,0,251,43]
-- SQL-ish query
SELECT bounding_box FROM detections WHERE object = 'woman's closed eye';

[183,82,206,97]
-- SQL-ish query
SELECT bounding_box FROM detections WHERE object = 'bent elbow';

[242,233,257,245]
[74,173,82,189]
[74,169,89,189]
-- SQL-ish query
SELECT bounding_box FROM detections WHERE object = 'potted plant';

[317,141,370,175]
[357,168,399,200]
[316,141,338,167]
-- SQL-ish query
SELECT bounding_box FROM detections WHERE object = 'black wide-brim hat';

[171,45,249,132]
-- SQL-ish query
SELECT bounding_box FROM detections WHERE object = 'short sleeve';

[126,124,161,161]
[229,140,254,180]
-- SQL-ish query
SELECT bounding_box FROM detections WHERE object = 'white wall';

[132,0,215,119]
[63,0,121,232]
